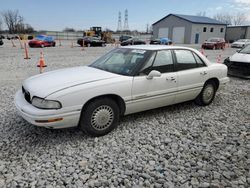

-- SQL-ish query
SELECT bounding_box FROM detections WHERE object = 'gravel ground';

[0,40,249,188]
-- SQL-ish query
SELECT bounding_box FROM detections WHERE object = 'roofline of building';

[152,13,227,26]
[227,25,250,28]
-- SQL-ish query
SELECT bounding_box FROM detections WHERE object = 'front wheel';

[79,98,120,137]
[195,81,216,106]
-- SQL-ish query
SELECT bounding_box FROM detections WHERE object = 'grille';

[22,86,31,103]
[227,61,250,75]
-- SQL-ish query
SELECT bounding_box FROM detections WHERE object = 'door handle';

[200,71,207,75]
[166,77,176,81]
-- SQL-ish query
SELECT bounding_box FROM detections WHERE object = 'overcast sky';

[1,0,250,31]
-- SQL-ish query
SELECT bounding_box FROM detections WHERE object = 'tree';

[213,13,232,25]
[232,12,246,25]
[0,18,2,33]
[2,10,24,33]
[63,27,75,32]
[196,11,206,17]
[24,24,35,33]
[213,12,247,26]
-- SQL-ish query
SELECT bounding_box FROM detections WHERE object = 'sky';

[0,0,250,32]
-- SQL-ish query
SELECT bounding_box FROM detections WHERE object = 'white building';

[152,14,227,44]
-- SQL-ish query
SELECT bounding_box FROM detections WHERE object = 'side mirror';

[146,70,161,80]
[236,49,240,53]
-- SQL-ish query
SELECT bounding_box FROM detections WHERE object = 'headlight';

[32,97,62,109]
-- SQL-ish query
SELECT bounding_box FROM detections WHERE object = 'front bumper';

[14,90,81,129]
[224,59,250,79]
[218,77,230,91]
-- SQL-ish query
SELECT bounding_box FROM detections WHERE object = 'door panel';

[176,67,208,103]
[126,72,177,114]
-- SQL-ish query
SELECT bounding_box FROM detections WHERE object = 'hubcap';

[203,85,214,103]
[91,105,114,130]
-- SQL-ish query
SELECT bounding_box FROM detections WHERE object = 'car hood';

[230,52,250,63]
[23,66,120,98]
[232,42,244,45]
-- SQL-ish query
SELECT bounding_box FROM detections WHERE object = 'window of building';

[210,28,214,32]
[220,28,224,33]
[203,27,207,32]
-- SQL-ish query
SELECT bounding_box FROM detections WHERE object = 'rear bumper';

[14,90,80,129]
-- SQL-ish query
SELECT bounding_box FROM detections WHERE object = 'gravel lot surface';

[0,40,249,188]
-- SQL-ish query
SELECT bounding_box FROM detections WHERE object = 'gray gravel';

[0,40,249,187]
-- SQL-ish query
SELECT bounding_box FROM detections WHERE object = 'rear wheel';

[195,81,216,106]
[79,98,120,137]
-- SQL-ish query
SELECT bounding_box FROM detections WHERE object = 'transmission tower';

[123,9,129,31]
[117,11,122,32]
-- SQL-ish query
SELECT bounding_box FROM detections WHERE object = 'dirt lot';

[0,39,249,187]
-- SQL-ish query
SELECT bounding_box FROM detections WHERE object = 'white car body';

[231,39,250,48]
[230,52,250,63]
[15,45,229,130]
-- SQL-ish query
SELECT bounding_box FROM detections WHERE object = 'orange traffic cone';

[24,42,30,59]
[59,39,62,46]
[18,36,24,49]
[37,51,47,73]
[216,54,222,63]
[11,39,16,47]
[200,48,207,57]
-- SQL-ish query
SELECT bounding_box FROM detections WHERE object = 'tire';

[195,81,216,106]
[79,98,120,137]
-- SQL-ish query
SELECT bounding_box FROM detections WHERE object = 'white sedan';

[231,39,250,48]
[224,44,250,79]
[15,45,229,136]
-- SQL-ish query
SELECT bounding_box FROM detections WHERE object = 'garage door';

[172,27,185,43]
[158,28,169,38]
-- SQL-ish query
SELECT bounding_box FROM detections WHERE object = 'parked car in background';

[15,45,229,137]
[77,36,105,47]
[119,35,132,42]
[0,38,3,46]
[120,38,146,46]
[224,44,250,79]
[202,38,225,49]
[231,39,250,48]
[150,38,172,45]
[29,35,56,48]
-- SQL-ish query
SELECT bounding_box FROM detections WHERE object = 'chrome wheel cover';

[203,85,214,103]
[91,105,114,130]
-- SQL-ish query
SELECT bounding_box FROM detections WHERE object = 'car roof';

[120,45,195,51]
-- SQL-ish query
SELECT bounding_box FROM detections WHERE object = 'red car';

[201,38,225,50]
[29,35,56,48]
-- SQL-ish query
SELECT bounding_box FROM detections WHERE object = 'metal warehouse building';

[225,26,250,42]
[152,14,227,44]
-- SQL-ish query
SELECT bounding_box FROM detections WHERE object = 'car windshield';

[89,48,151,76]
[207,38,219,42]
[239,45,250,54]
